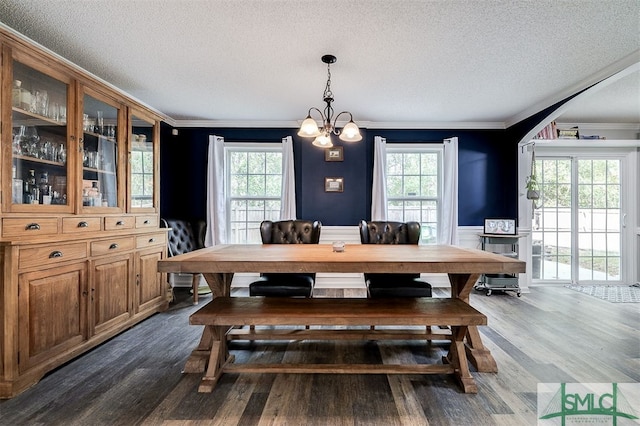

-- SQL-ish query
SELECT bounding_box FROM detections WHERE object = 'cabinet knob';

[144,220,150,224]
[109,243,119,250]
[49,250,63,258]
[116,220,124,226]
[25,223,41,231]
[78,221,89,228]
[148,238,155,243]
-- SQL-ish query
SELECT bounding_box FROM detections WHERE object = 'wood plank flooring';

[1,285,638,425]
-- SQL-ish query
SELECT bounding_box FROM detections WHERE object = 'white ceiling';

[0,0,638,128]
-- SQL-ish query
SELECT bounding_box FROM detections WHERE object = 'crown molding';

[169,119,505,130]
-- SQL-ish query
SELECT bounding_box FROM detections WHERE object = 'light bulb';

[338,121,362,142]
[312,133,333,147]
[297,116,321,138]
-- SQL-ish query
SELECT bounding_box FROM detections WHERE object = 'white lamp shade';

[312,133,333,147]
[297,117,322,138]
[338,121,362,142]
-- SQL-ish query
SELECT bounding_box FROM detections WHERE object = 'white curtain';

[280,136,297,220]
[371,136,388,220]
[438,137,459,245]
[205,135,226,246]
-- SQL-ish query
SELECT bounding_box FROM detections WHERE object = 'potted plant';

[526,149,540,201]
[526,174,540,200]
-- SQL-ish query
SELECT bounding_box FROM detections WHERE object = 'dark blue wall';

[160,124,520,226]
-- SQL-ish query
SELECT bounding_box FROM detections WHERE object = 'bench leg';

[183,326,214,373]
[198,325,234,393]
[443,326,478,394]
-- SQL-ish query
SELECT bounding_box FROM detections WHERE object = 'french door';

[532,154,626,284]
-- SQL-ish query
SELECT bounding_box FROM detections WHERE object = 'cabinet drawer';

[136,215,158,228]
[104,216,135,231]
[91,237,135,256]
[62,217,102,234]
[3,218,59,239]
[136,232,166,249]
[19,242,88,270]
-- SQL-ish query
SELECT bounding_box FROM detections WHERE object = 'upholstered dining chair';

[359,220,433,298]
[161,218,208,304]
[249,219,322,297]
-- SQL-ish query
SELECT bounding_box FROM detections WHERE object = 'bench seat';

[188,297,487,394]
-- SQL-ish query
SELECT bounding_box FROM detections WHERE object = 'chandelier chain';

[323,61,333,100]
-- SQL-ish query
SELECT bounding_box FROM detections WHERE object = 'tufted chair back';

[162,218,206,257]
[358,220,432,298]
[161,218,207,304]
[260,220,322,245]
[359,220,421,245]
[249,219,322,298]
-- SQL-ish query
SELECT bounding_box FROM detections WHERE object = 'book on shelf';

[557,127,580,139]
[533,121,558,139]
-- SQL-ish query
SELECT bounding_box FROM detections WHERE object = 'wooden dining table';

[157,243,526,374]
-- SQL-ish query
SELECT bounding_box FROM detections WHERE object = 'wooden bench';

[188,297,487,393]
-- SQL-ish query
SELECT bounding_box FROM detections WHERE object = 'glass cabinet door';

[81,89,123,211]
[9,58,71,211]
[129,112,157,211]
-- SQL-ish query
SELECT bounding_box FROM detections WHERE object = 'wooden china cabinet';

[0,27,168,398]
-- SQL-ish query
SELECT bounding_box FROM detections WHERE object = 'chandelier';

[297,54,362,147]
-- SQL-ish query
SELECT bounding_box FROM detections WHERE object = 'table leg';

[448,273,498,373]
[202,272,234,297]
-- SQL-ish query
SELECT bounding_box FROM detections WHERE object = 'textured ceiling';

[0,0,638,127]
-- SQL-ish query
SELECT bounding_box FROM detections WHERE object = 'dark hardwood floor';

[1,285,638,426]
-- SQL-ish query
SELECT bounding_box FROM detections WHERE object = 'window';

[130,143,153,208]
[226,144,282,243]
[386,144,442,244]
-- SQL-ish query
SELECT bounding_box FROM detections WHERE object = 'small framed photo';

[483,218,516,235]
[325,177,344,192]
[325,147,343,161]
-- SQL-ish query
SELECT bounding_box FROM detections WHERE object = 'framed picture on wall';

[325,147,343,161]
[483,218,517,235]
[325,177,344,192]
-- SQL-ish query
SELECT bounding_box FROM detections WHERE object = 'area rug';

[565,285,640,303]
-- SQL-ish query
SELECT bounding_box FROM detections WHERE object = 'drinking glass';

[96,111,104,135]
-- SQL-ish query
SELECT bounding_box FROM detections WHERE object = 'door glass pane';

[577,159,621,281]
[130,115,154,208]
[11,60,69,206]
[82,94,118,207]
[532,159,572,280]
